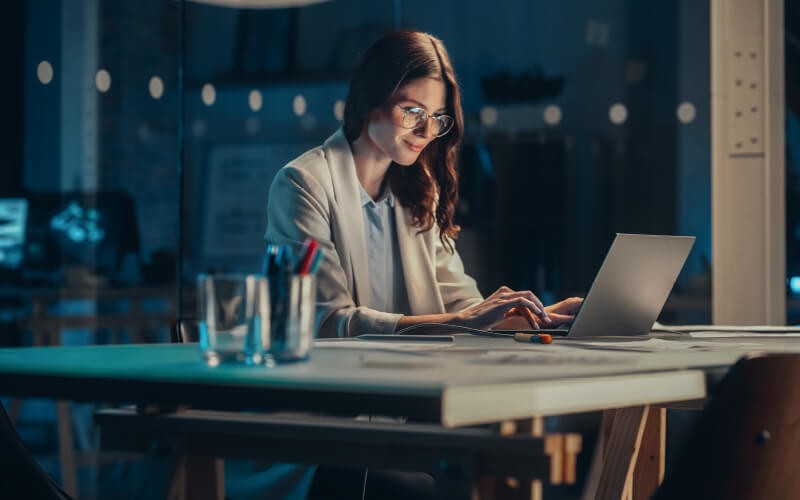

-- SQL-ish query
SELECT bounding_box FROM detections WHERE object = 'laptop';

[537,233,695,338]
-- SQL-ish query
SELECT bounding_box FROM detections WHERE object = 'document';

[653,321,800,334]
[688,332,800,338]
[471,345,639,365]
[568,338,763,352]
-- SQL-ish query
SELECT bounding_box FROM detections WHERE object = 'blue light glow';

[790,277,800,295]
[50,201,106,244]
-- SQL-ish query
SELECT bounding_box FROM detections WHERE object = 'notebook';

[538,233,695,338]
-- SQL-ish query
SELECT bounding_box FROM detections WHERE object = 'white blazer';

[265,128,483,338]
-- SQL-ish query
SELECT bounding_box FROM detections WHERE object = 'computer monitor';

[24,191,140,278]
[0,198,28,269]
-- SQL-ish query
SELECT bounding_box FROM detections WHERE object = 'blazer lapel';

[394,202,441,314]
[323,129,371,307]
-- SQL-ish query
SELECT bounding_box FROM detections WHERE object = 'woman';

[264,30,582,500]
[265,30,581,338]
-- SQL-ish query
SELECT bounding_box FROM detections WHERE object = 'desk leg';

[631,407,665,500]
[593,406,650,500]
[134,440,182,500]
[183,455,225,500]
[487,417,583,500]
[56,401,78,498]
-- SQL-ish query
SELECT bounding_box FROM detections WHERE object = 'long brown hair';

[343,31,463,253]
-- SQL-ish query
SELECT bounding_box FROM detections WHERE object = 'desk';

[2,334,798,498]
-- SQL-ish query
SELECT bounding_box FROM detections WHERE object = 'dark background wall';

[0,2,26,198]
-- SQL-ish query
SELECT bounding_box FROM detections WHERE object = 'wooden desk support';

[477,417,583,500]
[585,406,665,500]
[96,409,581,500]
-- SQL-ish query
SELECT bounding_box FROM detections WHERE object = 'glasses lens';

[402,108,425,129]
[435,115,454,136]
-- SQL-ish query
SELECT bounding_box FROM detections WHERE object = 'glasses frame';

[396,106,454,137]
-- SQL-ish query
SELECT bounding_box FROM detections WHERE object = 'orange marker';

[513,333,553,344]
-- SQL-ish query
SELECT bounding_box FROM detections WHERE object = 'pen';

[263,243,280,275]
[513,333,553,344]
[308,250,324,274]
[296,239,319,275]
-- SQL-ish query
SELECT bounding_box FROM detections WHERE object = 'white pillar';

[711,0,785,324]
[60,0,99,191]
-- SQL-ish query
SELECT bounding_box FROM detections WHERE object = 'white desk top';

[3,333,798,426]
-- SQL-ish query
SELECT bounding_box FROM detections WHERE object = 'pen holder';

[197,274,271,366]
[269,273,316,362]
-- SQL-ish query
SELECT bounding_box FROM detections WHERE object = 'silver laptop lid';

[567,233,695,338]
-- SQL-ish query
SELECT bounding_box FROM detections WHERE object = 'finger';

[498,291,546,314]
[508,290,546,316]
[547,313,576,325]
[518,306,541,329]
[489,286,516,300]
[517,293,550,323]
[501,297,544,317]
[545,297,583,316]
[522,291,546,314]
[558,297,583,313]
[504,307,545,326]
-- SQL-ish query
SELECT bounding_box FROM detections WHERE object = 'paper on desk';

[653,322,800,334]
[688,332,800,338]
[572,338,763,352]
[472,345,639,366]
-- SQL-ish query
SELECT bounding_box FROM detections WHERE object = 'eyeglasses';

[397,106,455,137]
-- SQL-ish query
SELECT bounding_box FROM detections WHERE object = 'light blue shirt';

[359,184,410,324]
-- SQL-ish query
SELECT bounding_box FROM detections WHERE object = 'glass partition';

[2,1,720,496]
[181,0,712,323]
[2,2,715,350]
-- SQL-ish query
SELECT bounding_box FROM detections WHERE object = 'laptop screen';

[0,198,28,269]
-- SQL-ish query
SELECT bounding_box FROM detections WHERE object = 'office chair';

[0,401,73,499]
[654,353,800,500]
[170,318,198,344]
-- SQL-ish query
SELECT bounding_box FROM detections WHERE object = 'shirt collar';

[358,183,395,208]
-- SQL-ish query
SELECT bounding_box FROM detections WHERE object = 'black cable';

[361,414,371,500]
[394,322,514,337]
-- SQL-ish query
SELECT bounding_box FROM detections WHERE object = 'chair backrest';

[0,402,72,499]
[170,318,199,343]
[654,353,800,500]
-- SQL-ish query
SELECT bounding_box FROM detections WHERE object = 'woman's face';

[364,77,448,166]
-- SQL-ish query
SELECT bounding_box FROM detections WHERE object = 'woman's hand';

[496,296,584,330]
[455,286,548,329]
[544,297,583,326]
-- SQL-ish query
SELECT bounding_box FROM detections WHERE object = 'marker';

[308,249,324,274]
[296,239,320,275]
[513,332,553,344]
[263,243,281,275]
